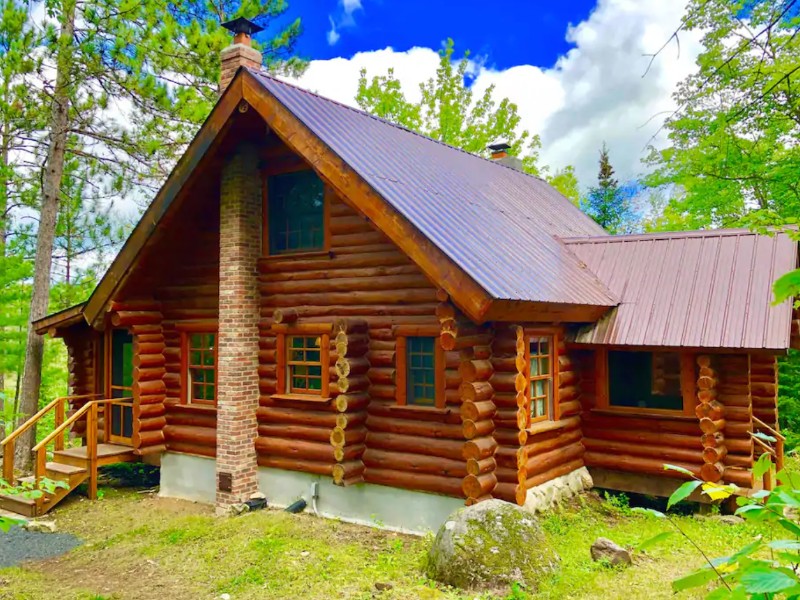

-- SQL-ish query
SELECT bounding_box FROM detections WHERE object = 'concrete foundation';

[159,452,463,534]
[522,466,593,513]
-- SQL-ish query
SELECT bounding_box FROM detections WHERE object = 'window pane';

[268,171,325,254]
[407,337,436,407]
[609,351,683,410]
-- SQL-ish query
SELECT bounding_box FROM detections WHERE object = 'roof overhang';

[32,303,86,336]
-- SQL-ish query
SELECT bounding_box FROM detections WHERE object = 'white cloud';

[327,0,364,46]
[291,0,703,187]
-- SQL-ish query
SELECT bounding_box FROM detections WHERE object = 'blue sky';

[269,0,597,69]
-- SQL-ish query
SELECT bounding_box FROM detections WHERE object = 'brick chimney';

[219,17,264,95]
[487,140,524,171]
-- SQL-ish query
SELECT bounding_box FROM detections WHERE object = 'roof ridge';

[561,228,768,244]
[249,67,551,183]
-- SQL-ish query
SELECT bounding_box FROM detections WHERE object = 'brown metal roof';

[251,70,616,308]
[565,229,798,350]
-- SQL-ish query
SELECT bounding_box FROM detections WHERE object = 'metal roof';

[251,70,617,307]
[565,229,798,350]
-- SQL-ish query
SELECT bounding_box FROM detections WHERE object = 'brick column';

[216,140,261,510]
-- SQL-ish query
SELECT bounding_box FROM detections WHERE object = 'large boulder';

[426,499,559,591]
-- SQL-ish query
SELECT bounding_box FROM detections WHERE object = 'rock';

[426,499,559,591]
[374,582,393,591]
[250,491,267,500]
[22,520,57,534]
[590,538,631,566]
[228,503,249,516]
[711,515,744,526]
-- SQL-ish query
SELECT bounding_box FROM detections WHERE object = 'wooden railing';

[751,416,786,491]
[1,393,100,485]
[28,398,129,501]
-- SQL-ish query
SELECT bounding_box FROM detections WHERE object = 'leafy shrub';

[637,453,800,598]
[100,462,159,487]
[778,350,800,451]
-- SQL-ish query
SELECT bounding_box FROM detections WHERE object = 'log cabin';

[2,18,797,530]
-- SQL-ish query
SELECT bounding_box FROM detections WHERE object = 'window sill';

[271,393,332,404]
[527,418,572,436]
[260,249,333,261]
[390,405,451,416]
[590,408,695,421]
[169,402,217,412]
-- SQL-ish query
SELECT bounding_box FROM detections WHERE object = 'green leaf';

[663,464,695,477]
[668,480,703,509]
[753,452,774,479]
[778,518,800,537]
[631,507,666,518]
[672,568,718,592]
[768,540,800,551]
[637,531,673,551]
[740,568,799,594]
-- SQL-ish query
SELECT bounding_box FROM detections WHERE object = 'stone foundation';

[521,467,593,513]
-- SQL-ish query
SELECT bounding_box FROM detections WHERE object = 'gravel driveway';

[0,527,82,568]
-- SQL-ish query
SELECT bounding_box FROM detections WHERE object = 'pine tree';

[14,0,305,470]
[582,143,636,234]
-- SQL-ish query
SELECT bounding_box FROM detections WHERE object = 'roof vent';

[221,16,265,46]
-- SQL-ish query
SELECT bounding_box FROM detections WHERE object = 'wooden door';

[106,329,134,445]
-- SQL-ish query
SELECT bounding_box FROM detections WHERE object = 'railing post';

[2,442,14,486]
[55,397,66,452]
[87,403,98,501]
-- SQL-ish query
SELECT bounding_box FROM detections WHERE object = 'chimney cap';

[487,140,512,153]
[221,16,265,37]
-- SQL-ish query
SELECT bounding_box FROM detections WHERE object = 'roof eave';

[32,303,87,336]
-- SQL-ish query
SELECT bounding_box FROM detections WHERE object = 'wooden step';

[0,493,37,518]
[52,443,137,468]
[45,462,87,477]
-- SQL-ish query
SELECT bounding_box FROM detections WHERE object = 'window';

[274,325,331,400]
[527,335,556,423]
[395,328,445,409]
[287,336,324,394]
[183,332,216,405]
[266,170,326,255]
[599,350,695,414]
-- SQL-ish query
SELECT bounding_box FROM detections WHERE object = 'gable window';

[266,170,326,255]
[274,325,331,401]
[599,350,695,415]
[526,334,558,424]
[182,331,217,405]
[395,327,446,409]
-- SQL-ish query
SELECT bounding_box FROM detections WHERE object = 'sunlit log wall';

[491,325,586,506]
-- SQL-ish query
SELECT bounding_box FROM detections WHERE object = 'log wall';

[491,325,586,506]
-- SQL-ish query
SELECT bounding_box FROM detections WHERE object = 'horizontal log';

[367,401,461,424]
[366,415,464,439]
[138,416,167,432]
[467,456,496,476]
[258,423,334,443]
[264,289,438,307]
[584,451,701,477]
[459,381,494,403]
[164,442,216,458]
[462,437,498,460]
[582,438,699,465]
[334,393,370,413]
[133,354,166,369]
[494,481,526,506]
[525,458,585,491]
[459,360,494,383]
[257,456,332,476]
[111,311,162,327]
[463,419,495,440]
[525,443,585,481]
[363,449,467,478]
[700,461,724,483]
[164,425,216,447]
[364,468,464,497]
[585,427,701,450]
[702,446,727,464]
[330,426,367,447]
[132,429,165,448]
[332,460,365,486]
[461,400,497,422]
[366,432,465,461]
[495,446,528,470]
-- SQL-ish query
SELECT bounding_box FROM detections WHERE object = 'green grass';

[0,485,771,600]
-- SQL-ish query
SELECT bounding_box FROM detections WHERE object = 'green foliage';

[644,0,800,230]
[581,143,637,233]
[0,476,68,532]
[636,455,800,599]
[779,350,800,450]
[356,38,579,194]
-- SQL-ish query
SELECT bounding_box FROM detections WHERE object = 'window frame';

[262,169,331,257]
[178,323,218,407]
[524,330,559,426]
[395,325,446,410]
[273,323,331,402]
[595,349,696,417]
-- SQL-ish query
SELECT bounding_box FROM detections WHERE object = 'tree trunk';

[15,1,76,472]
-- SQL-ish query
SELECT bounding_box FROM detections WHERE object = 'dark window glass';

[407,337,436,407]
[609,351,683,410]
[288,336,323,394]
[187,333,216,404]
[268,171,325,255]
